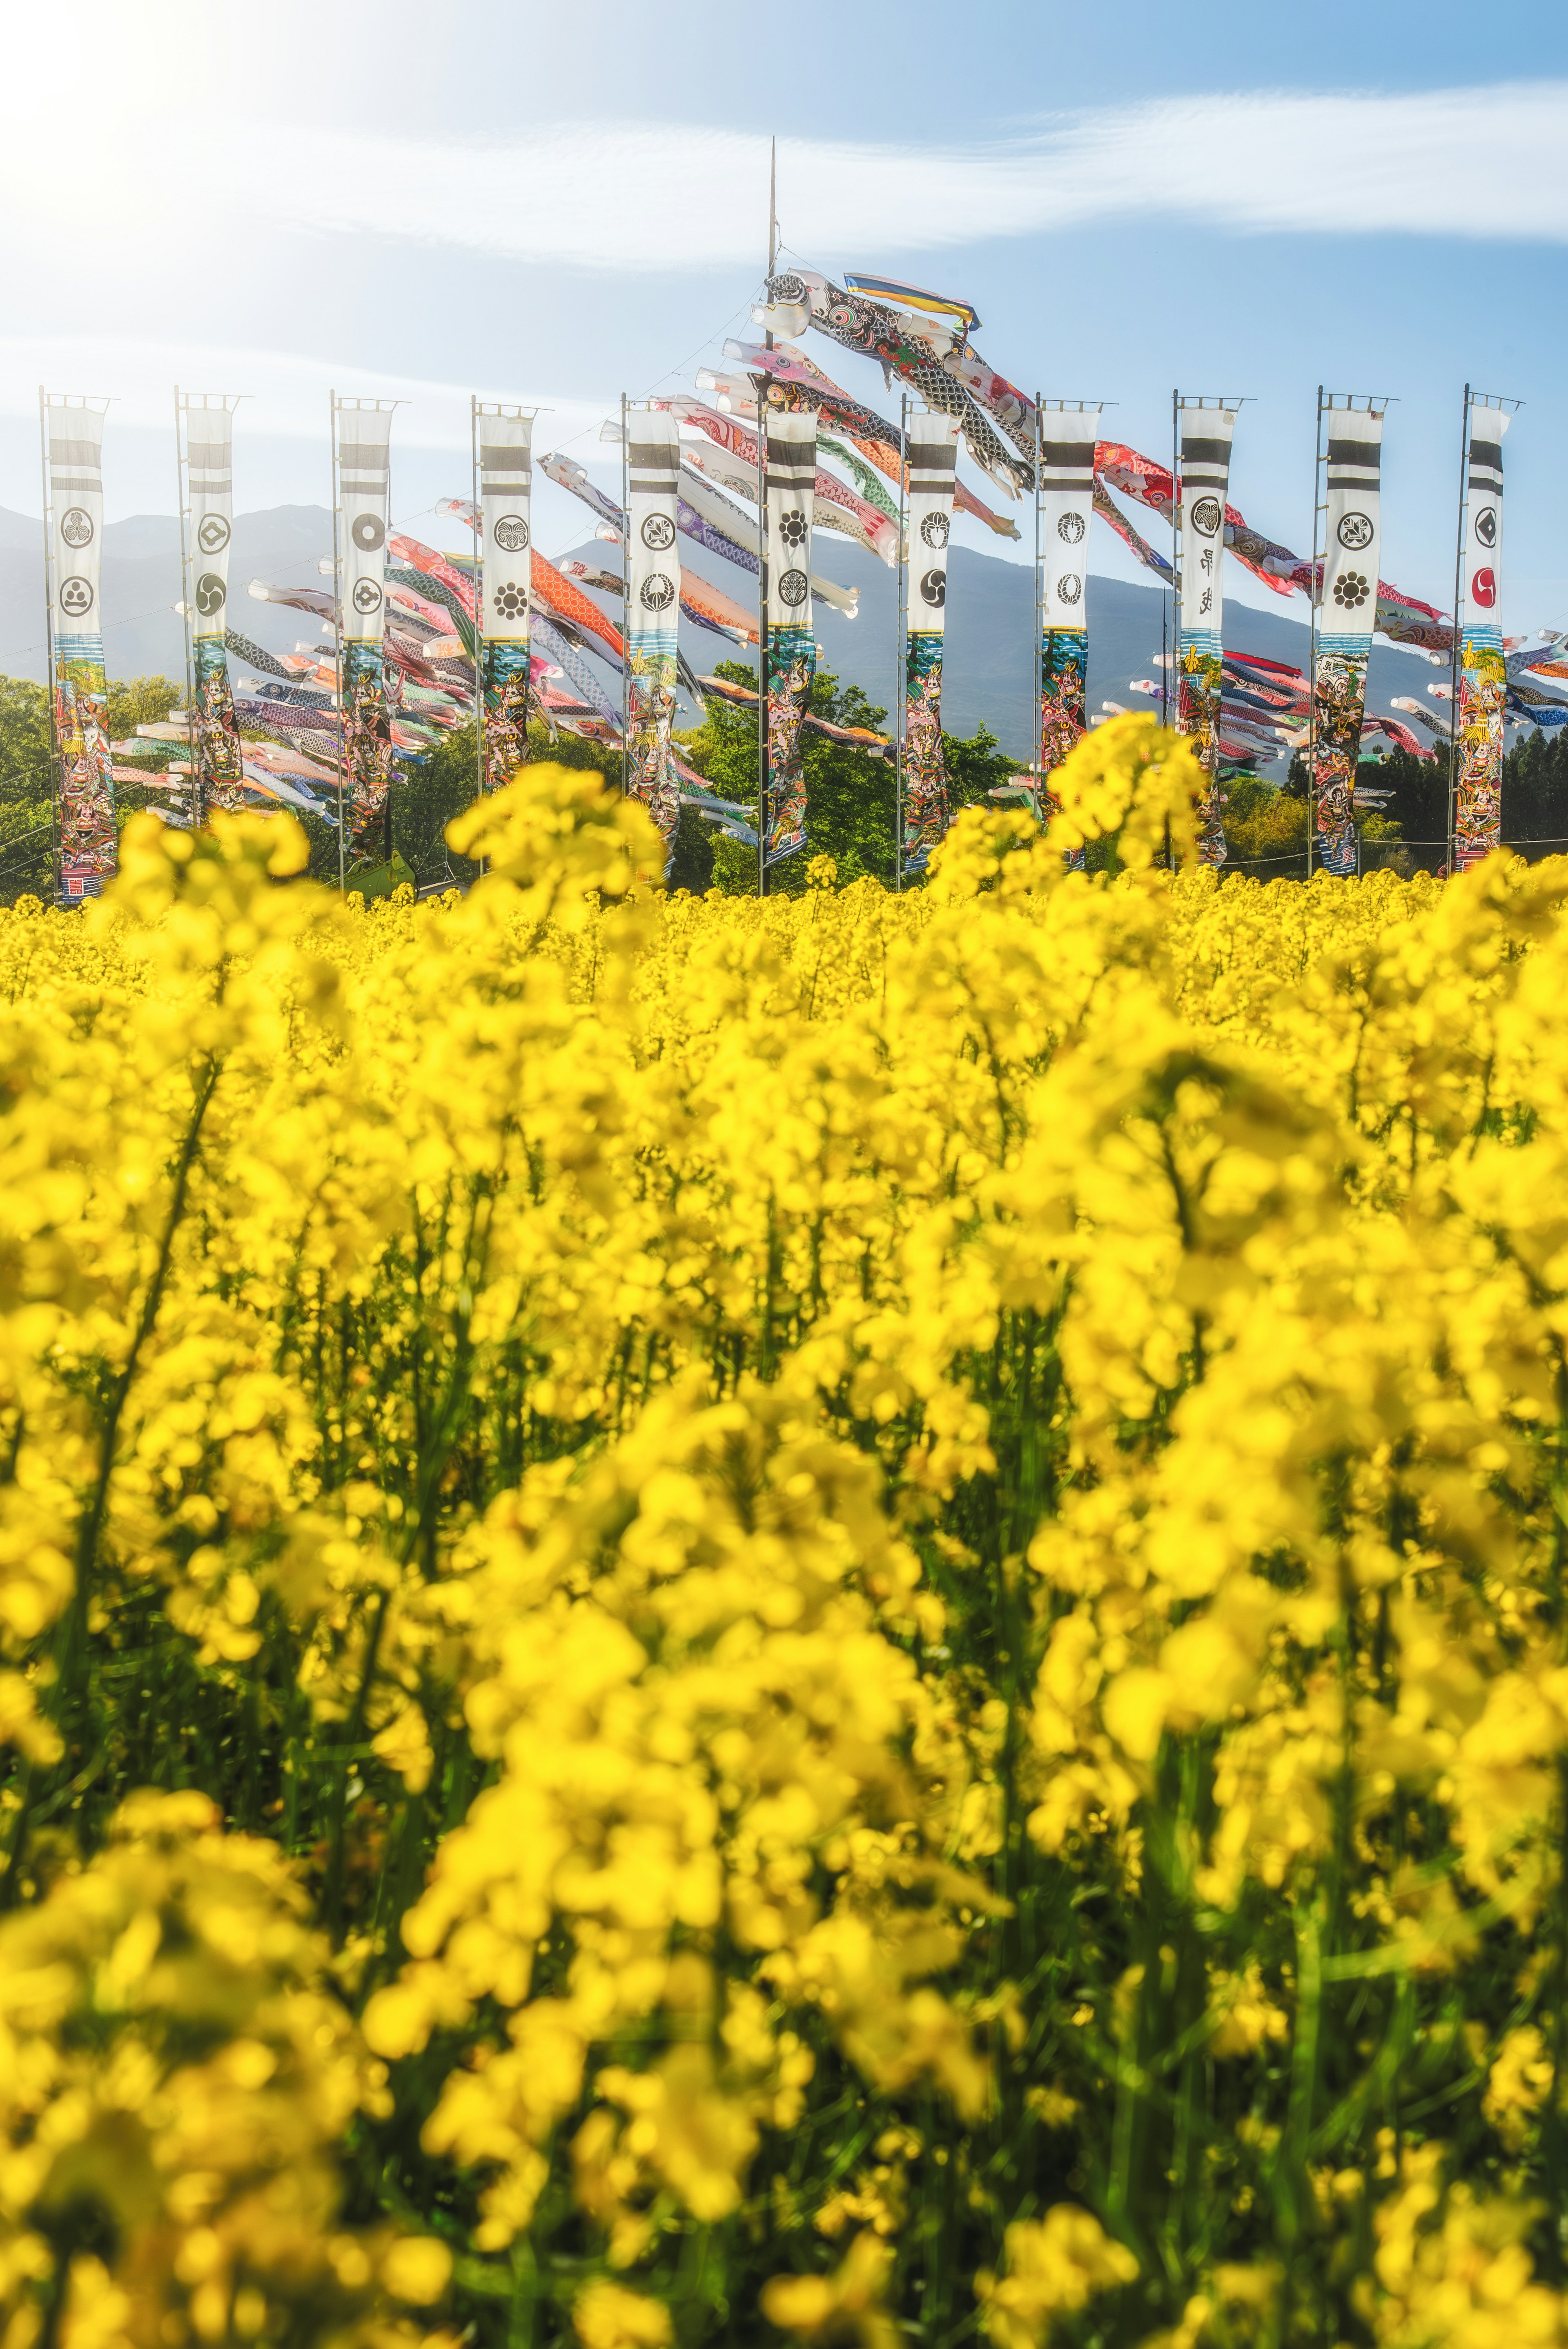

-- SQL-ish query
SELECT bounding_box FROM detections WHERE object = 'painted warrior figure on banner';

[478,407,533,790]
[902,409,960,872]
[625,410,681,853]
[1312,406,1383,876]
[763,408,818,868]
[183,401,246,822]
[1456,405,1510,866]
[1176,403,1238,865]
[45,398,116,900]
[337,403,395,865]
[1038,406,1101,871]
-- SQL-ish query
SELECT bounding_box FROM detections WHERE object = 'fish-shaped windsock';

[757,267,1032,499]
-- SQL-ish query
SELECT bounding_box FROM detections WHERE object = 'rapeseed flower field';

[2,715,1566,2349]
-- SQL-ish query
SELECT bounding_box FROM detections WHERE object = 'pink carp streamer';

[392,532,626,666]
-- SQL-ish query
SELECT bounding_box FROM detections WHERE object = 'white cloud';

[291,84,1568,267]
[2,83,1565,280]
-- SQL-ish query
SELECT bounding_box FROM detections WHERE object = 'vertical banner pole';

[174,387,196,827]
[38,388,60,901]
[621,392,630,790]
[755,379,767,899]
[1308,385,1323,880]
[1448,383,1470,874]
[330,392,345,894]
[894,390,907,889]
[470,395,482,798]
[1033,389,1042,822]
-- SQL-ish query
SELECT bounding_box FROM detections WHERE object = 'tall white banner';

[626,408,680,848]
[335,401,395,865]
[1457,404,1510,864]
[1313,405,1383,877]
[1176,402,1237,865]
[184,400,246,820]
[763,408,817,865]
[477,406,533,787]
[903,409,960,870]
[45,397,116,897]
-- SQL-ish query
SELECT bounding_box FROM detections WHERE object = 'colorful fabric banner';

[184,403,245,820]
[625,410,681,849]
[1038,407,1101,865]
[46,399,116,898]
[337,403,395,863]
[1176,404,1238,865]
[755,270,1031,499]
[902,410,960,871]
[763,410,817,867]
[477,408,534,791]
[1312,407,1384,876]
[1455,405,1510,865]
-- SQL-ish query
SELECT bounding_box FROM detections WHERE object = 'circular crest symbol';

[1057,511,1086,545]
[194,572,227,617]
[1337,510,1374,552]
[919,567,947,608]
[58,575,94,618]
[350,513,385,553]
[196,513,230,556]
[1471,564,1497,609]
[920,512,950,550]
[60,507,93,549]
[494,514,530,553]
[1190,495,1222,538]
[1056,571,1083,607]
[778,567,809,608]
[1474,506,1498,549]
[777,508,808,549]
[352,578,383,615]
[640,512,675,551]
[492,582,527,620]
[1332,569,1370,610]
[639,572,675,612]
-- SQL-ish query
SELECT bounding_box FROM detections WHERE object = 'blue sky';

[2,0,1565,633]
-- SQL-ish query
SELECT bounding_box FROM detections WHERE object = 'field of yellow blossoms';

[3,715,1568,2349]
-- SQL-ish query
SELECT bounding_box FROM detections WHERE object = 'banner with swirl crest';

[182,399,246,822]
[1038,406,1101,866]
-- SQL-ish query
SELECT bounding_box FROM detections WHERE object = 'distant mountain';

[0,505,1444,766]
[0,507,334,686]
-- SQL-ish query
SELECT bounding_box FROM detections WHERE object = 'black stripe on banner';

[1327,438,1382,469]
[1328,471,1381,491]
[480,448,531,473]
[1047,475,1095,493]
[1469,469,1503,492]
[1181,436,1232,465]
[1041,441,1098,469]
[628,443,678,471]
[908,450,957,471]
[1470,439,1504,471]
